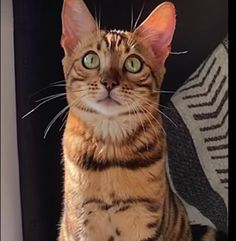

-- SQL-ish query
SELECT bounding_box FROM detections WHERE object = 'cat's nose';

[100,78,119,91]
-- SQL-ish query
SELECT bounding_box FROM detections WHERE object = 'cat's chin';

[97,97,121,107]
[86,99,126,117]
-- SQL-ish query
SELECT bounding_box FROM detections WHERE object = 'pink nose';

[100,78,119,91]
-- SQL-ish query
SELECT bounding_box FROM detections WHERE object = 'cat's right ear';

[61,0,97,56]
[134,2,176,67]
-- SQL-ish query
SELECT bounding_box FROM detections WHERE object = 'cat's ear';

[61,0,97,55]
[134,2,176,65]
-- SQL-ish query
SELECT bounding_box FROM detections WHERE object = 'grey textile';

[163,37,228,233]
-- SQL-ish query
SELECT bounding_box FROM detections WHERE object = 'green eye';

[82,52,100,69]
[124,56,142,73]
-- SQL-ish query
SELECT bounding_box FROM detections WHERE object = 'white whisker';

[159,104,171,110]
[130,5,134,31]
[170,51,188,55]
[128,100,150,150]
[152,90,175,94]
[22,94,67,119]
[149,102,177,127]
[44,105,71,139]
[139,104,166,136]
[23,87,90,119]
[35,93,66,103]
[30,82,67,98]
[49,80,66,86]
[98,4,101,30]
[43,97,81,139]
[131,92,177,127]
[59,111,69,131]
[133,2,145,31]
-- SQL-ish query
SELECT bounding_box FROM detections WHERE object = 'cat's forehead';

[99,29,134,53]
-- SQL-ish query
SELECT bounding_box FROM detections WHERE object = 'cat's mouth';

[97,96,121,106]
[85,92,125,116]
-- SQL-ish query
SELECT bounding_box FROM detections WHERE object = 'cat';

[58,0,226,240]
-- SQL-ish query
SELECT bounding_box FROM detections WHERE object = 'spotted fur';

[58,1,225,241]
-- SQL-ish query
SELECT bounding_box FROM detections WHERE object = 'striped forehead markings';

[102,30,130,50]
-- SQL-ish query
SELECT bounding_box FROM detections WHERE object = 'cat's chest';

[65,157,165,201]
[71,198,161,241]
[64,158,165,241]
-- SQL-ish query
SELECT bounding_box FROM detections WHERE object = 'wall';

[1,0,23,240]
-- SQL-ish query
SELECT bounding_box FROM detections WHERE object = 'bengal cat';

[58,0,226,240]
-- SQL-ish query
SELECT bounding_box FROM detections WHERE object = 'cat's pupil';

[131,60,134,68]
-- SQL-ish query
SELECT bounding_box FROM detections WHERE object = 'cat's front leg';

[58,214,78,241]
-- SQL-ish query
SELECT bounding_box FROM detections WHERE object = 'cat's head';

[61,0,176,140]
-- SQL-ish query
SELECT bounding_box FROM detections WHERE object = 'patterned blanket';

[163,37,228,233]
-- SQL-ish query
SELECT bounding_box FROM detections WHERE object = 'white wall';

[1,0,23,240]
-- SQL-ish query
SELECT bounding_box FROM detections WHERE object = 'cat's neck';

[63,110,166,169]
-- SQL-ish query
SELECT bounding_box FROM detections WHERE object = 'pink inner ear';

[61,0,97,55]
[135,2,176,65]
[61,11,79,54]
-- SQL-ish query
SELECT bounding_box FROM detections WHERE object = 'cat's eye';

[82,51,100,69]
[124,56,143,73]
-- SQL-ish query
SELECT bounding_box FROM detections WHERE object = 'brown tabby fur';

[58,1,218,241]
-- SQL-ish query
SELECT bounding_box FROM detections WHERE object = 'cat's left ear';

[134,2,176,66]
[61,0,97,56]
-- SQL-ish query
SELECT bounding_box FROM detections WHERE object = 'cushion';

[163,37,228,233]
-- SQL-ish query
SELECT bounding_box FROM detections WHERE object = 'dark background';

[12,0,228,240]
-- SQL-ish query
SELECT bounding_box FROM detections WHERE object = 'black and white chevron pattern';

[163,37,228,232]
